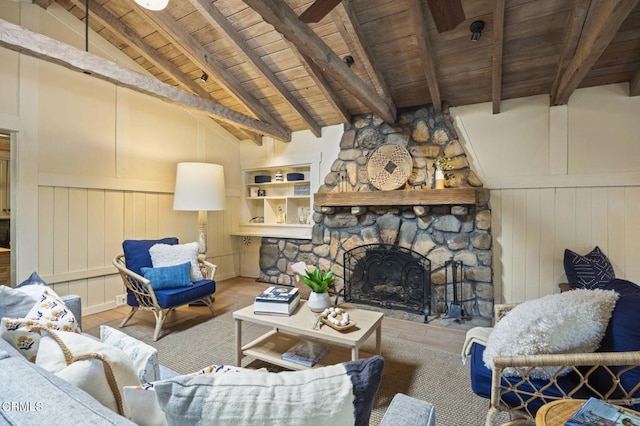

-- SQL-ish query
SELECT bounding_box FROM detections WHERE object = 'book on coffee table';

[566,397,640,426]
[281,340,329,367]
[253,286,300,315]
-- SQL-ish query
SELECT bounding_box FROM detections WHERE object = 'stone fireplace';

[258,104,493,323]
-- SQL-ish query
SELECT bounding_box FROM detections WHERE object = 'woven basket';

[366,144,412,190]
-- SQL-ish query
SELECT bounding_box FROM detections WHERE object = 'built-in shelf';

[313,188,478,207]
[233,162,314,239]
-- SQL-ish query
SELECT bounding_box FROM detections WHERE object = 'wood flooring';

[82,276,466,356]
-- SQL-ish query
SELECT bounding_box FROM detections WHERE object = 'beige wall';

[451,86,640,304]
[0,3,242,314]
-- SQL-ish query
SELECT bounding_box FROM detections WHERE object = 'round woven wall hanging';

[366,144,412,191]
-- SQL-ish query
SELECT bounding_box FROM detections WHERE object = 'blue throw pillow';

[141,262,192,291]
[123,238,178,276]
[564,246,615,289]
[16,272,48,287]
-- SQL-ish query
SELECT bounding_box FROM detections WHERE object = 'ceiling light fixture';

[200,72,208,83]
[134,0,169,11]
[470,20,485,42]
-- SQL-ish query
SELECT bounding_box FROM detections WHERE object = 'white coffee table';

[233,300,383,370]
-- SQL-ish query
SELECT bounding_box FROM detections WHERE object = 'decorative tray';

[320,307,355,331]
[321,317,356,331]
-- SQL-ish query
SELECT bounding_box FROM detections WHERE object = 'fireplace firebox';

[344,244,432,321]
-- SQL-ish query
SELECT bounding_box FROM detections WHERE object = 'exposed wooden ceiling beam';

[286,40,351,124]
[554,0,640,105]
[631,66,640,96]
[330,2,395,115]
[72,0,262,145]
[73,0,206,98]
[132,4,291,141]
[0,18,289,140]
[188,0,322,138]
[492,0,505,114]
[243,0,396,124]
[299,0,342,23]
[550,0,591,106]
[409,0,442,112]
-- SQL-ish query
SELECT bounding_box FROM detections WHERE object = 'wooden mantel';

[313,188,478,207]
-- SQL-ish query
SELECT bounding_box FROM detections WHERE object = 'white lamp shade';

[173,163,226,211]
[134,0,169,11]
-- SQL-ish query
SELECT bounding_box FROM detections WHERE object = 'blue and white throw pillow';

[152,355,384,426]
[564,246,615,289]
[100,325,160,384]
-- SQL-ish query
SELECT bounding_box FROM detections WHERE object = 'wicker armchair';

[484,303,640,426]
[112,254,217,341]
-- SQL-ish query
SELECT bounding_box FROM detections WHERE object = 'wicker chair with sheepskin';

[466,279,640,425]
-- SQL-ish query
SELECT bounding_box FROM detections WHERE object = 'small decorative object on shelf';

[276,205,286,224]
[274,170,283,182]
[257,189,266,197]
[293,184,310,196]
[286,172,304,181]
[254,175,271,184]
[434,157,454,189]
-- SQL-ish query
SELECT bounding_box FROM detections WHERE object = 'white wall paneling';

[493,186,640,304]
[39,184,237,313]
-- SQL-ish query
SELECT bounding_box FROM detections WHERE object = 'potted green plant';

[300,268,335,312]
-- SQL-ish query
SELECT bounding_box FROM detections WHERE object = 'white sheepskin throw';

[483,288,619,379]
[149,242,203,282]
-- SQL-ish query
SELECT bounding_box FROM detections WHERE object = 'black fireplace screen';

[344,244,431,321]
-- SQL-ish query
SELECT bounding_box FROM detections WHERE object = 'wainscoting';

[37,184,238,315]
[491,186,640,304]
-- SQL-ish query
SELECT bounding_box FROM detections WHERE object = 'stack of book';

[281,340,329,367]
[253,286,300,316]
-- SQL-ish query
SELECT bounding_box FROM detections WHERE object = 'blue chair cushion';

[469,342,594,415]
[123,238,178,276]
[127,279,215,309]
[141,262,192,291]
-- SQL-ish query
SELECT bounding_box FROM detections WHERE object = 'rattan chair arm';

[488,350,640,424]
[493,350,640,368]
[112,254,151,286]
[198,258,218,280]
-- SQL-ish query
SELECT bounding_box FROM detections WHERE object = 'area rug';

[98,301,505,425]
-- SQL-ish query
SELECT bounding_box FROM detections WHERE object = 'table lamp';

[173,162,226,258]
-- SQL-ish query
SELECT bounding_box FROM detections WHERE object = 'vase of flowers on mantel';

[300,268,335,312]
[434,157,453,189]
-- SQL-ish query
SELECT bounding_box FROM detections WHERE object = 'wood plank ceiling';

[11,0,640,143]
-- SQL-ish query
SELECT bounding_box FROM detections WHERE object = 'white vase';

[308,291,331,312]
[435,169,445,189]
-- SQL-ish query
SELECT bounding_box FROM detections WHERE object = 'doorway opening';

[0,132,10,286]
